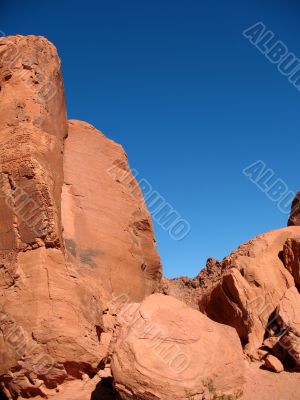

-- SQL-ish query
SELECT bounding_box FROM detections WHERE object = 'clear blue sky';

[2,1,300,278]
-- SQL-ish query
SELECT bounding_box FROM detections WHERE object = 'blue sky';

[2,0,300,278]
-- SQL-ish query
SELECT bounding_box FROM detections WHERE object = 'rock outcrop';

[0,35,161,399]
[283,238,300,290]
[198,227,300,356]
[162,225,300,378]
[0,35,67,249]
[273,286,300,368]
[0,35,76,399]
[159,258,225,309]
[62,120,162,302]
[288,191,300,226]
[163,227,300,362]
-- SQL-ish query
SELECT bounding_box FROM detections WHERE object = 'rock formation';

[283,238,300,290]
[0,35,161,399]
[163,227,300,371]
[199,228,299,355]
[273,286,300,368]
[288,191,300,226]
[0,34,300,400]
[62,120,162,302]
[159,257,226,309]
[111,294,245,400]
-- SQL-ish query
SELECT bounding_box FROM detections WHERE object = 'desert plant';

[202,378,243,400]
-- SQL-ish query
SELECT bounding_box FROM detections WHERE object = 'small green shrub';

[202,378,243,400]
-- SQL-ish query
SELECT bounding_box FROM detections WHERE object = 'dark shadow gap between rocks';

[90,377,116,400]
[0,389,8,400]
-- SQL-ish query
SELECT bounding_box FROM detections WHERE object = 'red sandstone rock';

[0,35,106,399]
[264,355,284,373]
[1,34,300,400]
[0,35,67,249]
[111,293,245,400]
[199,227,300,356]
[62,120,162,302]
[283,238,300,290]
[288,191,300,226]
[159,258,225,309]
[0,36,161,399]
[275,286,300,368]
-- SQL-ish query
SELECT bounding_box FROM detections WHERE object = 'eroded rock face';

[0,36,161,399]
[288,191,300,226]
[199,227,300,355]
[111,294,245,400]
[62,120,162,302]
[275,287,300,368]
[0,35,106,399]
[283,238,300,290]
[159,258,226,309]
[0,35,67,249]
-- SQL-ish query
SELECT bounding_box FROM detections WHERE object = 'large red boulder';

[111,294,245,400]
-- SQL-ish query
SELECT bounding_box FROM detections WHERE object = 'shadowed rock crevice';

[0,390,8,400]
[90,377,116,400]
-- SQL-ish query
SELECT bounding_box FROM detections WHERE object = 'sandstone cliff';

[0,35,161,399]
